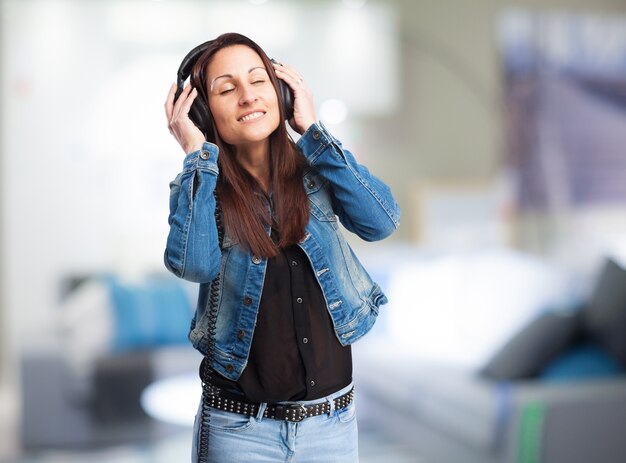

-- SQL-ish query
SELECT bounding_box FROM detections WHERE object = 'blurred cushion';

[108,276,193,352]
[479,310,582,380]
[584,258,626,368]
[58,278,114,373]
[540,343,624,382]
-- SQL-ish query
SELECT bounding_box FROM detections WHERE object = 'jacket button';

[243,296,252,305]
[200,150,210,160]
[226,364,234,373]
[312,130,321,140]
[237,329,245,341]
[307,180,316,189]
[252,256,262,264]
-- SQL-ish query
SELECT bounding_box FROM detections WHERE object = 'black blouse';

[207,231,352,403]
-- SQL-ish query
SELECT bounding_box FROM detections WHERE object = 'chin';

[241,124,279,143]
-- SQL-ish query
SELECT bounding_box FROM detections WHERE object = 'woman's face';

[206,45,280,147]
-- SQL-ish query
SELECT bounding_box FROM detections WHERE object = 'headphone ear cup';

[189,97,215,142]
[173,86,215,143]
[278,79,294,120]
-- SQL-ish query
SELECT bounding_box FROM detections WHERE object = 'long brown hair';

[190,32,309,258]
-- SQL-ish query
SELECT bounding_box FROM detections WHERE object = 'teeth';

[239,112,264,122]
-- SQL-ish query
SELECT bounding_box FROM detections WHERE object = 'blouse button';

[312,130,321,140]
[243,296,252,305]
[296,297,303,304]
[291,260,298,267]
[310,380,316,387]
[200,150,210,160]
[302,337,309,344]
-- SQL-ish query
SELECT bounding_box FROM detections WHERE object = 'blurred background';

[2,0,626,462]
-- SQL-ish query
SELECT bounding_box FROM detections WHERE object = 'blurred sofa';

[355,349,626,463]
[20,274,202,450]
[354,255,626,463]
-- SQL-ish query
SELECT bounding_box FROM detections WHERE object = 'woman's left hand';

[273,62,316,135]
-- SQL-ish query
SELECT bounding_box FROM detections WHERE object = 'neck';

[234,139,271,193]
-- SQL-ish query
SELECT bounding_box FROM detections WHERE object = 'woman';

[164,32,400,463]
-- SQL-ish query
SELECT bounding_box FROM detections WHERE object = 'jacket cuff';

[182,141,219,174]
[296,121,337,160]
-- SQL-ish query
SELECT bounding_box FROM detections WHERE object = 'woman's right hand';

[165,82,206,154]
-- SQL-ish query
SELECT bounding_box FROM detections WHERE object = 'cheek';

[208,102,233,133]
[266,92,281,124]
[269,111,280,130]
[267,90,280,111]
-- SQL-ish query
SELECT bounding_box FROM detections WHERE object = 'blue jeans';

[191,382,359,462]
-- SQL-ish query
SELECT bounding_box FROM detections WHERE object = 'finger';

[179,87,198,118]
[172,83,194,116]
[273,62,304,83]
[172,85,198,124]
[164,82,177,121]
[272,62,296,80]
[273,65,305,92]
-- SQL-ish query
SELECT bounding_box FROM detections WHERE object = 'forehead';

[207,44,266,78]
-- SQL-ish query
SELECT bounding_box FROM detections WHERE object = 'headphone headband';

[176,40,214,89]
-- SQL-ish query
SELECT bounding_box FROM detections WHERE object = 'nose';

[239,83,258,106]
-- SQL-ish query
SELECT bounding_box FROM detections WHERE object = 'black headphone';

[174,40,295,141]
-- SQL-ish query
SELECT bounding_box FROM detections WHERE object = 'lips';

[238,111,265,122]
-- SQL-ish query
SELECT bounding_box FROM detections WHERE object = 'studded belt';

[202,385,355,423]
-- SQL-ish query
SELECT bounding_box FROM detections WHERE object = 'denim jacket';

[164,122,400,381]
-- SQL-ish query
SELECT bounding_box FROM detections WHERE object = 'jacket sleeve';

[164,142,221,283]
[296,122,401,241]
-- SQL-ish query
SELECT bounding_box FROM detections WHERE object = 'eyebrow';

[210,66,268,91]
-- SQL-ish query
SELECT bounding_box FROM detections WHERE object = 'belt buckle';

[275,403,308,422]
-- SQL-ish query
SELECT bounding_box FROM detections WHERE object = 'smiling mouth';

[238,111,265,122]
